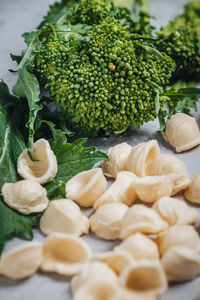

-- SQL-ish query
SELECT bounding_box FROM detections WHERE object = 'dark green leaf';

[162,87,200,97]
[45,180,66,200]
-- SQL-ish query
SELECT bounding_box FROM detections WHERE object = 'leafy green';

[45,180,66,200]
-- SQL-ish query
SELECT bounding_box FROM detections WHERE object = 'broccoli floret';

[156,1,200,80]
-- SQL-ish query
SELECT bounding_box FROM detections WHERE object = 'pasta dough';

[185,174,200,204]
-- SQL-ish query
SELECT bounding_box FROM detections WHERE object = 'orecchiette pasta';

[162,113,200,153]
[65,168,107,207]
[0,242,42,280]
[39,199,89,236]
[40,233,92,276]
[17,139,57,184]
[94,171,137,210]
[126,140,160,177]
[90,203,129,240]
[110,289,157,300]
[185,174,200,204]
[152,197,198,226]
[101,142,132,178]
[120,205,168,240]
[1,179,49,215]
[161,246,200,282]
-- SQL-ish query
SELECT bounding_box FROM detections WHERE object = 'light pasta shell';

[161,246,200,282]
[152,197,198,226]
[148,154,191,195]
[101,142,132,178]
[90,203,129,240]
[0,242,42,280]
[120,205,168,240]
[17,139,57,184]
[39,199,89,236]
[94,171,137,210]
[156,225,200,256]
[185,174,200,204]
[110,289,157,300]
[163,113,200,153]
[40,233,92,276]
[126,140,160,177]
[2,179,49,215]
[65,168,107,207]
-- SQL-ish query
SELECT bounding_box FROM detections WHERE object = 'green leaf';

[45,180,66,200]
[162,87,200,97]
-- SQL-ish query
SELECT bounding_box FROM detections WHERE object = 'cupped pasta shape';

[110,289,156,300]
[115,233,159,261]
[0,242,42,280]
[148,154,191,195]
[90,203,129,240]
[17,139,57,184]
[163,113,200,153]
[101,142,132,178]
[126,140,160,177]
[161,246,200,282]
[65,168,107,207]
[119,260,167,297]
[152,197,198,226]
[40,199,89,236]
[94,172,137,210]
[185,174,200,204]
[156,225,200,256]
[120,205,168,240]
[40,233,92,276]
[2,180,49,215]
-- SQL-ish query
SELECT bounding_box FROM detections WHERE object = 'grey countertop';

[0,1,200,300]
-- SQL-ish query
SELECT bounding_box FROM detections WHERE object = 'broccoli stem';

[137,0,149,14]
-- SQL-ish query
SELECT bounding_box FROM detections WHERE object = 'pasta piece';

[1,180,49,215]
[152,197,198,226]
[40,233,92,276]
[110,289,156,300]
[163,113,200,153]
[94,172,137,209]
[148,154,191,195]
[126,140,160,177]
[161,246,200,282]
[185,174,200,204]
[65,168,107,207]
[17,139,57,184]
[0,242,42,280]
[156,225,200,256]
[101,142,132,178]
[120,205,168,240]
[90,203,128,240]
[40,199,89,236]
[115,233,159,261]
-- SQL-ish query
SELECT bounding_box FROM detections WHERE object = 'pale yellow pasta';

[185,174,200,204]
[161,246,200,282]
[0,242,42,280]
[40,233,92,276]
[94,171,137,209]
[120,205,168,240]
[152,197,198,226]
[110,289,157,300]
[39,199,89,236]
[17,139,57,184]
[90,203,129,240]
[163,113,200,153]
[148,154,191,195]
[126,140,160,176]
[65,168,107,207]
[101,142,132,178]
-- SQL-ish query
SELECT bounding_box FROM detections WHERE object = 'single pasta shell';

[120,204,168,240]
[161,246,200,282]
[2,179,49,215]
[126,140,160,177]
[17,139,57,184]
[110,288,157,300]
[39,199,89,236]
[65,168,107,207]
[163,113,200,153]
[40,233,92,276]
[152,197,198,226]
[94,171,137,209]
[90,203,129,240]
[0,242,42,280]
[185,174,200,204]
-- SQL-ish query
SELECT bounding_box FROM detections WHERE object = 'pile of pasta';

[1,138,200,300]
